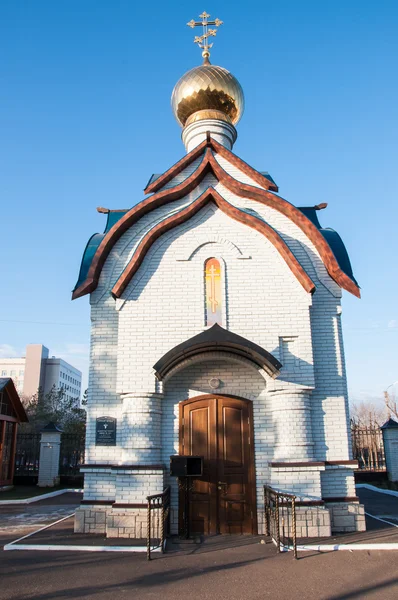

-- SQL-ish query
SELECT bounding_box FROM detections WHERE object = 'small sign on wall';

[95,416,117,446]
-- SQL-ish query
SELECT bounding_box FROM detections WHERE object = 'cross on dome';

[187,11,223,63]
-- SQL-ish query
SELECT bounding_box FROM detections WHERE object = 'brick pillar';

[121,393,162,465]
[102,393,165,538]
[268,387,315,461]
[381,418,398,482]
[38,422,62,487]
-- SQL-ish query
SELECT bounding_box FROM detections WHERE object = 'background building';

[0,344,82,402]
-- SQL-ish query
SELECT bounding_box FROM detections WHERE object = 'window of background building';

[1,370,7,376]
[10,370,16,376]
[19,370,24,376]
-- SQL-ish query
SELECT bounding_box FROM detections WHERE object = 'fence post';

[38,422,62,487]
[381,419,398,482]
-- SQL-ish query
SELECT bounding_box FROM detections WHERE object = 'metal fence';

[14,430,85,481]
[264,485,297,559]
[59,433,85,476]
[14,433,41,477]
[351,423,386,471]
[146,486,171,560]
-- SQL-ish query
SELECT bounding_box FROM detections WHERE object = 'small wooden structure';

[0,378,28,487]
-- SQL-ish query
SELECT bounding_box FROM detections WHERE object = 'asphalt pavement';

[0,488,397,600]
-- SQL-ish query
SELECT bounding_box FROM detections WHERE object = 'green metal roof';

[298,207,358,285]
[73,210,128,292]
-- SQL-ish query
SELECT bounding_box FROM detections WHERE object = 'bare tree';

[384,391,398,421]
[350,400,387,427]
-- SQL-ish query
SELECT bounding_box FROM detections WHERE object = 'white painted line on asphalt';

[4,544,160,553]
[0,488,83,505]
[3,512,160,554]
[278,511,398,553]
[356,484,398,498]
[280,542,398,552]
[4,513,75,548]
[295,543,398,551]
[365,512,398,528]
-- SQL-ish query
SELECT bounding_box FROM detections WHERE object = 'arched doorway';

[179,394,257,535]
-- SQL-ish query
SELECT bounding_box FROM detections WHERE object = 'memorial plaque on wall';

[95,416,117,446]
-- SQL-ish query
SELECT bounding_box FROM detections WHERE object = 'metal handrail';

[146,486,170,560]
[264,485,297,559]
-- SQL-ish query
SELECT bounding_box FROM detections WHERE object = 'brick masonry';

[327,502,366,533]
[74,137,363,538]
[38,430,62,488]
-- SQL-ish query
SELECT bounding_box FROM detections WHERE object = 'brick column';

[268,387,314,461]
[381,418,398,482]
[38,422,62,487]
[121,393,162,464]
[101,393,165,538]
[117,393,164,504]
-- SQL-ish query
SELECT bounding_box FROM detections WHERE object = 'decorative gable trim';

[205,153,360,298]
[72,138,360,300]
[144,135,279,194]
[111,187,315,298]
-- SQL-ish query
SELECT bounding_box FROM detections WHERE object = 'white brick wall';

[321,466,357,497]
[82,470,115,501]
[115,205,314,394]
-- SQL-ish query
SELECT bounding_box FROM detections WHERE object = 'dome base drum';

[182,118,237,153]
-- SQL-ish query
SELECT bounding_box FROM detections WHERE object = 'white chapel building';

[73,20,365,538]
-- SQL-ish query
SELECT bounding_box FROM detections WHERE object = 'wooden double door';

[179,395,257,535]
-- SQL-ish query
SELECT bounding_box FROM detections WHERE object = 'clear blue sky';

[1,1,397,404]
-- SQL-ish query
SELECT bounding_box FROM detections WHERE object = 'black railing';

[351,423,386,471]
[14,433,41,477]
[59,433,85,476]
[146,486,171,560]
[264,485,297,559]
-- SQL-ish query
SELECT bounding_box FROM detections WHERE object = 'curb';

[284,542,398,552]
[0,489,83,505]
[356,484,398,498]
[3,513,159,554]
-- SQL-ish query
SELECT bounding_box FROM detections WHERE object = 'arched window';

[205,258,222,326]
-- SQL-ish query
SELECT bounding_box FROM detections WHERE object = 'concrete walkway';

[357,486,398,525]
[0,492,82,538]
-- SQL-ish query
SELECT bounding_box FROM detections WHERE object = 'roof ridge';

[144,136,278,195]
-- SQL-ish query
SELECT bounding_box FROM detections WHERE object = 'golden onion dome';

[171,63,244,128]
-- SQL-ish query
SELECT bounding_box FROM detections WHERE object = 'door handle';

[218,481,227,490]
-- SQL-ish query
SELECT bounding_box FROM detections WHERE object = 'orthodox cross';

[207,263,220,313]
[187,11,223,62]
